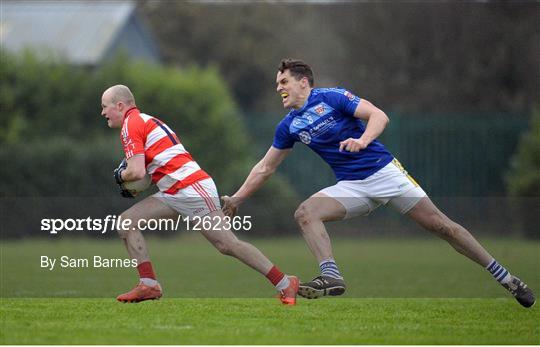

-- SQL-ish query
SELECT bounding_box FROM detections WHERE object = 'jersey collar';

[123,106,139,123]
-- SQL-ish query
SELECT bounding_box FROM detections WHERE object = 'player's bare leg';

[116,196,176,303]
[118,196,177,263]
[199,210,274,274]
[199,209,299,304]
[407,196,535,308]
[294,192,346,262]
[406,197,493,265]
[294,192,348,298]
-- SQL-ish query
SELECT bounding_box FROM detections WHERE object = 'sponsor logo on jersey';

[290,114,317,132]
[290,103,333,133]
[122,134,131,146]
[311,116,335,133]
[292,118,302,127]
[308,103,332,118]
[299,131,311,144]
[121,130,136,157]
[344,91,355,101]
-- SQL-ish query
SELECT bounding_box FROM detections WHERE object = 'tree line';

[140,1,539,115]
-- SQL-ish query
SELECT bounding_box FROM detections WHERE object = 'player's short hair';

[108,85,135,105]
[278,58,314,87]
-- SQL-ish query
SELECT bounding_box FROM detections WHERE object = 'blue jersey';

[272,88,394,181]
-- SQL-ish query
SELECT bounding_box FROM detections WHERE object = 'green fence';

[244,112,529,197]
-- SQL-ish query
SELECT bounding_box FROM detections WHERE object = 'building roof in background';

[1,0,159,65]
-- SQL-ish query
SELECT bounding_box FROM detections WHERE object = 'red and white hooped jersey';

[120,107,210,194]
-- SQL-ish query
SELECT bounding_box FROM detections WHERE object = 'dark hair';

[278,58,314,87]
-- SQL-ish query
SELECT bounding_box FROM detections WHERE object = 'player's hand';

[221,195,240,217]
[113,159,134,198]
[339,138,368,152]
[114,158,127,185]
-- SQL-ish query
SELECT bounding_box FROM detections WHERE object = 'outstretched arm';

[222,146,290,217]
[339,99,390,152]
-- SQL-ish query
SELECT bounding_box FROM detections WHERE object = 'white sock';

[275,275,290,291]
[486,259,512,284]
[140,278,159,286]
[500,273,512,284]
[319,258,343,279]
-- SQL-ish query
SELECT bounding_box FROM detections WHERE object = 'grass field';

[2,298,538,344]
[1,237,539,344]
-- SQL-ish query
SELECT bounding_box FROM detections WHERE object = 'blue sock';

[486,259,511,284]
[319,259,343,279]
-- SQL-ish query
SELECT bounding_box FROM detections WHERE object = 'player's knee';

[294,203,319,227]
[427,215,456,239]
[117,213,135,239]
[117,228,128,239]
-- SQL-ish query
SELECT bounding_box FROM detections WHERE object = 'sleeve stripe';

[151,119,178,145]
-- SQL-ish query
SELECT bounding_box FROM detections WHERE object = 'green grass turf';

[1,237,538,298]
[1,298,538,344]
[1,237,539,344]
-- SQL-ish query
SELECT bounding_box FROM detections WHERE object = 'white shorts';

[152,178,221,217]
[319,159,427,218]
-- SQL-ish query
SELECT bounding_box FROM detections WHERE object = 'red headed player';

[101,84,298,304]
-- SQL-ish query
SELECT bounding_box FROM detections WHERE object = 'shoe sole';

[517,298,536,308]
[117,295,162,303]
[298,285,345,299]
[280,298,296,305]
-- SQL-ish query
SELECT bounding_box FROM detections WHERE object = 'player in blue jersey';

[222,58,535,308]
